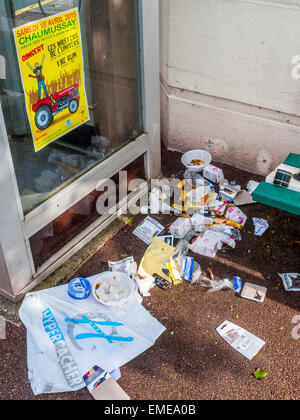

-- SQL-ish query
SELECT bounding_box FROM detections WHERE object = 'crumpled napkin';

[253,218,269,236]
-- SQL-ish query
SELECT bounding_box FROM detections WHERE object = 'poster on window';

[13,8,89,152]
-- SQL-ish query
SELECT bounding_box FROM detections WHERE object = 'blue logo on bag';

[65,315,134,344]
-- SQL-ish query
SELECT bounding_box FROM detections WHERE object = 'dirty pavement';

[0,148,299,401]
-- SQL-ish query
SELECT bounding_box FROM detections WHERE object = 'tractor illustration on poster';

[32,84,80,130]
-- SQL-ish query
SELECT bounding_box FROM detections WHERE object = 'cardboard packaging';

[219,180,240,202]
[241,283,267,303]
[91,377,131,400]
[203,164,224,184]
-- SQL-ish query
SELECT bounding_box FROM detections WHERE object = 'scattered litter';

[168,258,183,285]
[241,283,267,303]
[135,275,156,297]
[191,213,214,231]
[216,320,265,360]
[253,218,269,236]
[138,238,175,281]
[157,235,174,246]
[108,256,137,277]
[92,272,135,307]
[247,180,260,195]
[181,257,195,282]
[279,273,300,292]
[189,231,220,258]
[19,148,281,399]
[253,369,268,380]
[181,150,212,172]
[169,217,193,239]
[133,216,164,244]
[209,199,227,216]
[153,274,172,290]
[184,169,205,189]
[148,187,173,214]
[234,190,256,206]
[189,229,236,258]
[203,164,224,184]
[219,181,240,202]
[225,206,248,227]
[196,276,242,293]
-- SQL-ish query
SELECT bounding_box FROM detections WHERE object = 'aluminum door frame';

[0,0,161,301]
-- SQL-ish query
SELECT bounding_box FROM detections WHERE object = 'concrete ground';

[0,149,299,400]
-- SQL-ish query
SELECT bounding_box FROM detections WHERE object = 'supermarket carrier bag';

[19,276,165,396]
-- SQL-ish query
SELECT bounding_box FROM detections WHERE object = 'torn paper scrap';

[253,218,269,236]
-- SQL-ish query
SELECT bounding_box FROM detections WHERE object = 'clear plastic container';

[196,276,242,293]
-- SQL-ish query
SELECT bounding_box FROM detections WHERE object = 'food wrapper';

[168,258,183,285]
[225,206,247,227]
[169,217,192,239]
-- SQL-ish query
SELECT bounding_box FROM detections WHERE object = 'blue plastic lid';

[68,277,91,300]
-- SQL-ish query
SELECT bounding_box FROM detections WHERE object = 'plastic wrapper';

[169,217,193,239]
[178,257,202,284]
[225,206,247,227]
[191,213,214,231]
[208,224,242,241]
[189,229,235,257]
[189,232,220,258]
[195,276,242,293]
[108,257,137,278]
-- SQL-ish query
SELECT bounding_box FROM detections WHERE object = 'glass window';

[29,154,146,269]
[0,0,142,214]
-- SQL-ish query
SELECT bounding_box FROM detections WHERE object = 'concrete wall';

[160,0,300,175]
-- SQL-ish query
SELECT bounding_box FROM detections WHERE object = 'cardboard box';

[203,164,224,184]
[219,180,241,202]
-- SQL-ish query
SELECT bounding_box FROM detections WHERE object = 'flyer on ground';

[13,8,90,152]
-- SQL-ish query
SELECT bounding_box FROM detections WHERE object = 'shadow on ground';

[0,148,299,400]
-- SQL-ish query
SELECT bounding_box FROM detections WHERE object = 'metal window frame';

[0,0,161,301]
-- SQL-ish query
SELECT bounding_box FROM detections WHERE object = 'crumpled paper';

[253,218,269,236]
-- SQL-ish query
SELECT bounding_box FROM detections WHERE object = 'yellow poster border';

[13,7,90,153]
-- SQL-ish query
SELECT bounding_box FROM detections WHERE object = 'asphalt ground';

[0,149,299,400]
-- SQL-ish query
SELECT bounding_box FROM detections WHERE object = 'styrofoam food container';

[181,150,212,172]
[92,271,135,307]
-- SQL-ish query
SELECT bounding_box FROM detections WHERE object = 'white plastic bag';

[19,274,165,395]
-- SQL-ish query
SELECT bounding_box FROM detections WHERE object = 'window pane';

[0,0,142,214]
[29,154,146,269]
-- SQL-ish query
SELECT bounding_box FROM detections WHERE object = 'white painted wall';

[160,0,300,175]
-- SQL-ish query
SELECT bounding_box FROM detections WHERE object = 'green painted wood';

[284,153,300,169]
[253,182,300,215]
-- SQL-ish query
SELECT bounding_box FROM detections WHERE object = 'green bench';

[253,154,300,216]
